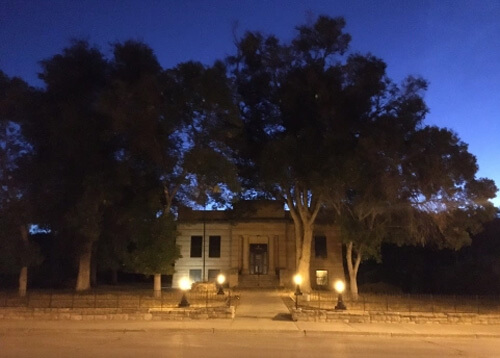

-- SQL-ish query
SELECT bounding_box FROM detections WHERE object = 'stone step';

[238,275,280,288]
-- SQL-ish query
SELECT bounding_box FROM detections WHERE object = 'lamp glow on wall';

[178,277,192,307]
[217,273,226,295]
[293,274,303,309]
[334,280,347,310]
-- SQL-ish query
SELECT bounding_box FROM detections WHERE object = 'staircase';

[237,274,280,288]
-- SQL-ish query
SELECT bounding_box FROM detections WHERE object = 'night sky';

[1,0,499,206]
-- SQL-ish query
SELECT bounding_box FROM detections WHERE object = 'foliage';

[0,214,43,274]
[227,16,368,290]
[0,16,497,294]
[0,71,42,275]
[123,214,180,275]
[227,15,497,293]
[95,41,240,279]
[99,42,241,213]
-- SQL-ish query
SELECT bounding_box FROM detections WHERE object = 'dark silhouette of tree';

[227,15,497,293]
[0,71,42,296]
[228,16,356,291]
[337,110,497,298]
[22,41,115,291]
[97,41,240,295]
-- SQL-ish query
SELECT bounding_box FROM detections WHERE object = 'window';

[190,236,202,257]
[316,270,328,286]
[209,235,221,258]
[314,235,327,258]
[189,269,202,282]
[208,269,220,282]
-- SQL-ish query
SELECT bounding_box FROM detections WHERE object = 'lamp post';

[202,204,206,281]
[217,273,226,295]
[334,280,347,310]
[200,185,221,282]
[178,277,192,307]
[293,274,303,309]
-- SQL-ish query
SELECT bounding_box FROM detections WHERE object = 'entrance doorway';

[249,244,268,275]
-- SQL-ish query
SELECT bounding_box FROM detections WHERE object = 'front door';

[249,244,268,275]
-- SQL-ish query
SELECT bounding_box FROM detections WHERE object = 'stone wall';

[0,306,235,321]
[291,307,500,324]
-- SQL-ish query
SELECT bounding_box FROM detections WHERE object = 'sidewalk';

[1,289,499,338]
[1,318,500,338]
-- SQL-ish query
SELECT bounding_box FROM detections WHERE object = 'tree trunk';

[346,241,362,300]
[90,254,97,287]
[285,192,302,271]
[18,225,29,297]
[153,273,162,298]
[285,188,321,293]
[76,241,93,291]
[111,269,118,285]
[297,223,314,292]
[18,267,28,297]
[348,269,358,300]
[292,219,303,269]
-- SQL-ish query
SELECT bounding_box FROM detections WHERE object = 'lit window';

[316,270,328,286]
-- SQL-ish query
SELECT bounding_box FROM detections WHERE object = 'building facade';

[172,201,345,289]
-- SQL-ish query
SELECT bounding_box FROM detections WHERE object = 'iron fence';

[301,291,500,314]
[0,288,232,310]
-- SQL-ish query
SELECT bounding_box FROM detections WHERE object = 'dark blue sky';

[1,0,499,205]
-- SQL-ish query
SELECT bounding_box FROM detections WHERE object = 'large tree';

[0,71,42,296]
[336,103,497,298]
[228,15,497,293]
[24,41,118,291]
[228,16,396,291]
[97,41,240,294]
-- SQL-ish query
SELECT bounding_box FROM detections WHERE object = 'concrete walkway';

[233,289,290,319]
[1,289,500,338]
[228,289,296,330]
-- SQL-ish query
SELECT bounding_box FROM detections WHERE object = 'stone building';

[172,201,345,289]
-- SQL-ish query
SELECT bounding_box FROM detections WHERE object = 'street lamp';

[217,273,226,295]
[178,277,192,307]
[334,280,347,310]
[293,274,303,309]
[200,185,221,282]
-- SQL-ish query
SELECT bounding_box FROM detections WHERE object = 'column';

[242,235,249,274]
[268,235,275,275]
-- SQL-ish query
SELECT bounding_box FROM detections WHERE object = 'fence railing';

[0,289,232,310]
[300,292,500,314]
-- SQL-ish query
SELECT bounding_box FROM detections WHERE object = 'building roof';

[177,200,291,224]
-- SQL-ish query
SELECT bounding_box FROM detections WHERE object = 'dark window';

[314,236,327,258]
[209,236,221,258]
[190,236,202,257]
[189,269,202,282]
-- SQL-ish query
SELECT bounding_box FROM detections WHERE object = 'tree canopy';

[0,15,496,296]
[227,16,497,292]
[1,39,241,293]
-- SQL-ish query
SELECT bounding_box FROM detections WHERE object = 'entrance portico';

[241,235,275,275]
[249,244,267,274]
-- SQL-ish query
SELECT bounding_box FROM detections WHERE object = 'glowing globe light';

[334,280,345,293]
[293,274,303,286]
[217,274,226,285]
[179,277,192,291]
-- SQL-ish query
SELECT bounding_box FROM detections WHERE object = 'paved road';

[2,330,499,358]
